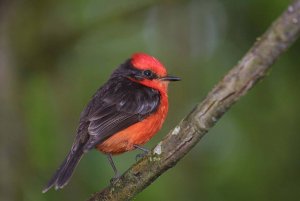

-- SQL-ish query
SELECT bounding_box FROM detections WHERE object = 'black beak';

[160,75,181,81]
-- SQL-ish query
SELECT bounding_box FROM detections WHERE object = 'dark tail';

[42,148,84,193]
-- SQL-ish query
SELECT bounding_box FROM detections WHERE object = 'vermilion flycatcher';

[43,53,180,193]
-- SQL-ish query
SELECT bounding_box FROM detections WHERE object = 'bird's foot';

[134,145,150,161]
[135,153,148,161]
[110,172,121,184]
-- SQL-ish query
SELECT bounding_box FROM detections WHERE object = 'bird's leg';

[107,154,120,184]
[134,145,150,161]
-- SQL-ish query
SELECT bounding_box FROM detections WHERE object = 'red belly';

[97,103,167,155]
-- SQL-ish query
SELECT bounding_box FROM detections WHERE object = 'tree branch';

[87,1,300,200]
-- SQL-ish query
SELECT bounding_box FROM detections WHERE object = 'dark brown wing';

[43,59,161,192]
[77,76,160,151]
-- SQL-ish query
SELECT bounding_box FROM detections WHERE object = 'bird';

[42,53,180,193]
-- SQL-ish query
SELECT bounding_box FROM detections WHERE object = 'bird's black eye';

[143,70,156,79]
[143,70,152,77]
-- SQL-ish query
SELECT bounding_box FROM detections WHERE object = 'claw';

[134,145,149,161]
[110,172,121,184]
[135,153,146,161]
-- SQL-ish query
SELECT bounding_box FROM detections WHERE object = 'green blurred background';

[1,0,300,200]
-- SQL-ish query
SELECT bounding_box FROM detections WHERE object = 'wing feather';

[76,77,160,151]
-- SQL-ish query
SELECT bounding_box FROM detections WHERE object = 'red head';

[131,53,167,77]
[129,53,180,92]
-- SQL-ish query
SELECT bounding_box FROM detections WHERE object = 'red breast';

[97,91,168,154]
